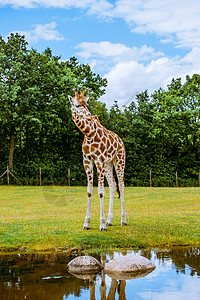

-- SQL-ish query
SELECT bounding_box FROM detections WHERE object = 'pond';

[0,247,199,300]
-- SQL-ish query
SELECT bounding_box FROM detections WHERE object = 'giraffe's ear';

[79,89,88,107]
[74,89,80,100]
[68,95,73,104]
[80,89,84,97]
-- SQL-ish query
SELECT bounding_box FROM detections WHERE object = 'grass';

[0,186,199,253]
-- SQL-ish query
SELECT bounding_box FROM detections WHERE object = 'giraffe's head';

[68,89,88,107]
[68,89,91,122]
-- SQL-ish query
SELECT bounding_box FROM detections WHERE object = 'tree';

[0,33,28,169]
[0,34,107,174]
[0,34,75,170]
[65,57,107,99]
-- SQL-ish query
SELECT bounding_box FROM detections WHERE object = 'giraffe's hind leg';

[114,151,127,226]
[105,161,116,226]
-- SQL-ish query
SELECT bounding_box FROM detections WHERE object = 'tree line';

[0,34,199,186]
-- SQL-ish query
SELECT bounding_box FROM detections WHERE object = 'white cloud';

[99,48,200,108]
[181,47,200,65]
[86,0,113,15]
[138,276,200,300]
[76,41,163,61]
[0,0,112,10]
[106,0,200,49]
[76,41,164,74]
[76,41,128,59]
[75,0,200,49]
[0,0,35,8]
[75,40,200,108]
[10,22,64,43]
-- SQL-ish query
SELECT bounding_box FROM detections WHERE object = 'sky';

[1,0,200,108]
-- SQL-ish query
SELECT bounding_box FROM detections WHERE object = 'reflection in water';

[100,271,127,300]
[70,253,132,300]
[0,247,199,300]
[72,271,127,300]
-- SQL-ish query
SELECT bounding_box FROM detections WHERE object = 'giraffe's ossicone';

[68,89,127,231]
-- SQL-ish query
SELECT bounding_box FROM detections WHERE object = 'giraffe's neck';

[72,114,96,137]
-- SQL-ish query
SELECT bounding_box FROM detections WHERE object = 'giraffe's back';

[83,122,125,164]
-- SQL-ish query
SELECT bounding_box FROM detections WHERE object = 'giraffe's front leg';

[83,159,93,230]
[99,191,107,231]
[83,193,92,230]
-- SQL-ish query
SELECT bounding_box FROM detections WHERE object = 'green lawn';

[0,186,199,253]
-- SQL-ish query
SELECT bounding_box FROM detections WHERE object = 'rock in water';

[67,256,103,274]
[105,254,156,280]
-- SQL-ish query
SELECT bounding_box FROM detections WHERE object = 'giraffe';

[68,89,127,231]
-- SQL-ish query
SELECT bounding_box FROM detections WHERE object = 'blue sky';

[1,0,200,108]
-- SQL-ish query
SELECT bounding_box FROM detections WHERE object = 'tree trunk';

[9,128,15,170]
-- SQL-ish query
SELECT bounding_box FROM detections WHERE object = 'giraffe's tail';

[116,180,120,198]
[114,172,120,198]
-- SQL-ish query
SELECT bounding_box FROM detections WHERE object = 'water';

[0,247,199,300]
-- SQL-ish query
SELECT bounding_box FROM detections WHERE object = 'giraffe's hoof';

[121,222,127,226]
[106,222,112,226]
[83,226,90,230]
[100,227,107,231]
